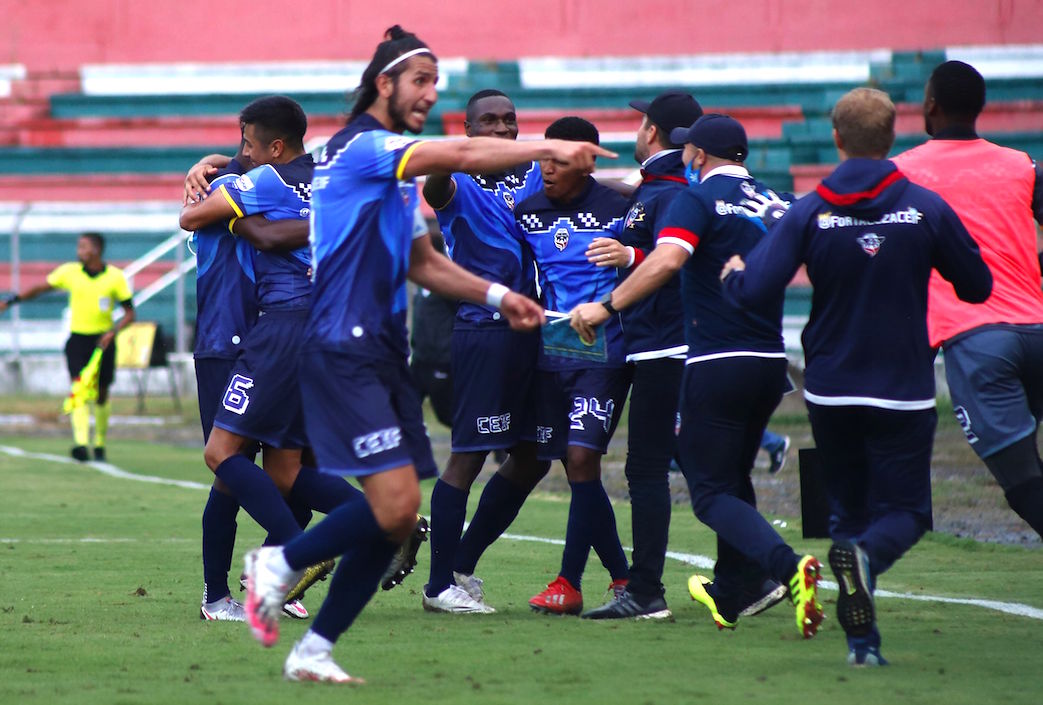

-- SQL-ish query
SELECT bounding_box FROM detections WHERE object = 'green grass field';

[1,434,1042,705]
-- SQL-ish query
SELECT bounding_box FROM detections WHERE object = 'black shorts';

[66,333,116,390]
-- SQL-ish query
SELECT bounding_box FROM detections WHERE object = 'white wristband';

[485,283,510,309]
[625,246,636,268]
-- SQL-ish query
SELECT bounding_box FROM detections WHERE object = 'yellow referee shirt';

[46,263,133,335]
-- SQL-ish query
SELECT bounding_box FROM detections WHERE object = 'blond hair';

[831,88,896,158]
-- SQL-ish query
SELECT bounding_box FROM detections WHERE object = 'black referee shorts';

[65,333,116,390]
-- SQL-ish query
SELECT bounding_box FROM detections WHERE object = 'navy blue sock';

[290,465,365,514]
[426,479,469,596]
[309,512,398,643]
[589,482,629,581]
[560,480,600,590]
[213,455,301,544]
[455,472,529,575]
[201,486,239,602]
[282,496,384,570]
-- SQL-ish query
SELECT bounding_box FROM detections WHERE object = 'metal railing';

[2,205,194,357]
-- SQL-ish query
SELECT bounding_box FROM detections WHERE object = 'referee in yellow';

[1,232,135,461]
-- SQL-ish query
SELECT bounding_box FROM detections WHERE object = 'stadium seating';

[1,46,1040,352]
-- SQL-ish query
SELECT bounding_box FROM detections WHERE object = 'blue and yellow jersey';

[47,262,133,336]
[193,159,257,359]
[515,177,629,369]
[434,162,542,328]
[305,114,428,359]
[217,154,314,311]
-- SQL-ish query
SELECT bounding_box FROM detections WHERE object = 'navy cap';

[629,90,704,144]
[670,113,749,162]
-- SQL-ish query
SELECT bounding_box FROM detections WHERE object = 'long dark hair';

[349,25,435,121]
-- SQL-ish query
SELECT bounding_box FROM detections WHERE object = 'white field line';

[3,443,1041,621]
[0,444,210,490]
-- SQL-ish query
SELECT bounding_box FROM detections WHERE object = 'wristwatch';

[599,291,617,315]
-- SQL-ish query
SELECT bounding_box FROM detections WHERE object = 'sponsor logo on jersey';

[353,426,403,458]
[714,200,750,216]
[625,202,646,229]
[383,136,415,152]
[817,207,923,230]
[856,232,885,256]
[554,227,570,251]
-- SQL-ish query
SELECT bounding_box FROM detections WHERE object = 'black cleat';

[71,446,89,462]
[829,541,875,637]
[380,514,429,591]
[581,588,672,620]
[738,578,789,617]
[93,447,106,462]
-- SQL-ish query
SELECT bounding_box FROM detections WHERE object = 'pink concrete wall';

[5,1,1042,71]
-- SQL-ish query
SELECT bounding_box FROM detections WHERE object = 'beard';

[387,82,424,134]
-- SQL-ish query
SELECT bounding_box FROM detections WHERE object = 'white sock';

[297,629,334,657]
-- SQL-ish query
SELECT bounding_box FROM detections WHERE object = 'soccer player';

[187,139,326,621]
[180,96,360,606]
[515,116,632,616]
[241,25,609,683]
[892,61,1043,539]
[580,90,703,620]
[571,114,824,638]
[1,232,134,461]
[722,88,991,665]
[420,88,550,613]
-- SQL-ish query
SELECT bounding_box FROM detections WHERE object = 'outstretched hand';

[547,140,618,173]
[500,292,546,331]
[740,189,789,228]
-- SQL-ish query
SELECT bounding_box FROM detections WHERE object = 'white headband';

[379,47,433,75]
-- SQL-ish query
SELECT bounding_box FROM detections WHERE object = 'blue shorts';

[195,357,235,443]
[450,327,539,452]
[300,348,438,479]
[212,310,308,449]
[943,324,1043,458]
[534,366,631,461]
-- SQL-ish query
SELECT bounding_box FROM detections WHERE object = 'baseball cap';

[670,113,749,162]
[629,90,704,144]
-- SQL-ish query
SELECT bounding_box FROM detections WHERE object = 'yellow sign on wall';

[116,321,157,369]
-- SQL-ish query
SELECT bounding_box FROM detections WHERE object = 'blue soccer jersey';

[434,162,542,328]
[306,114,429,360]
[515,177,629,369]
[656,165,786,360]
[193,160,258,359]
[217,154,314,311]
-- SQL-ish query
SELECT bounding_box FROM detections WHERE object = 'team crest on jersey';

[233,174,255,192]
[625,202,646,229]
[554,227,570,251]
[503,192,516,210]
[856,232,885,257]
